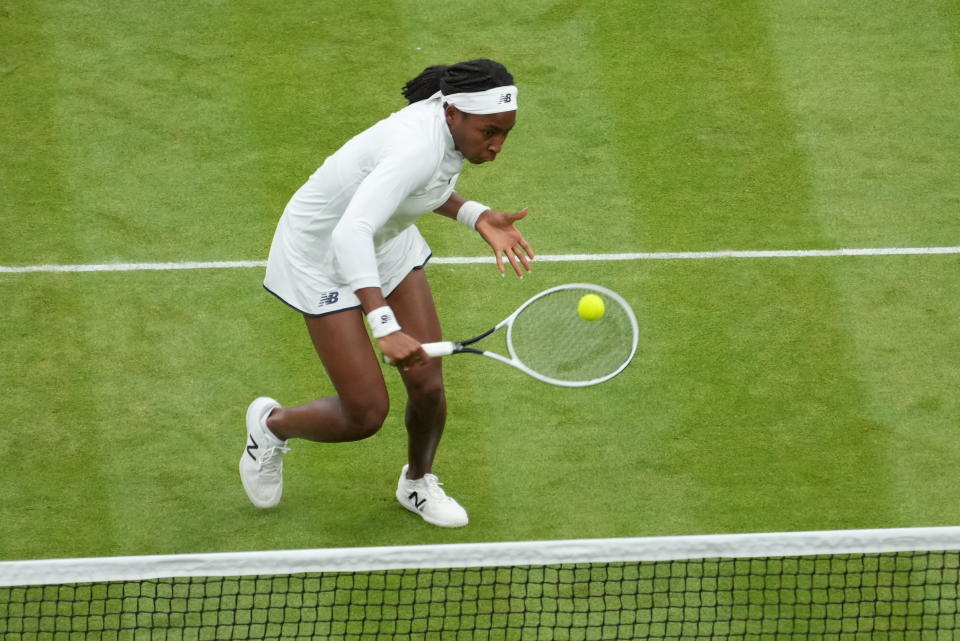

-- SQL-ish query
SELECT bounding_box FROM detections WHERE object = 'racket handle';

[382,341,457,365]
[421,342,456,357]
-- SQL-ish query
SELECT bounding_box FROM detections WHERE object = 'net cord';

[3,526,960,588]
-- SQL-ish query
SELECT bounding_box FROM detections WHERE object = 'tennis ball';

[577,293,605,321]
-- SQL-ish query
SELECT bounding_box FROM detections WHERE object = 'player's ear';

[444,104,461,127]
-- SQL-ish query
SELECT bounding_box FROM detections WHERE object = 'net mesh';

[507,287,635,383]
[3,550,959,640]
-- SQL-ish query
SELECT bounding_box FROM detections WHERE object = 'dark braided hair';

[402,59,514,104]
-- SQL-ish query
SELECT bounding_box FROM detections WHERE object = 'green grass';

[3,3,960,639]
[1,0,959,571]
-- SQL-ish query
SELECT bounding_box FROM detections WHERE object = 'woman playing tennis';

[240,59,533,528]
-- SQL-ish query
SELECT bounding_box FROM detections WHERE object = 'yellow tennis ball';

[577,293,605,321]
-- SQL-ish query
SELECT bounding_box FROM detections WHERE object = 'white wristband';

[456,200,489,230]
[367,306,401,339]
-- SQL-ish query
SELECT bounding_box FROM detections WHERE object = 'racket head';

[504,283,639,387]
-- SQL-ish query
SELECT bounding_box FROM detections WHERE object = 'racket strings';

[507,289,635,383]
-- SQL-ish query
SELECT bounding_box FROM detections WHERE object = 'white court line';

[0,260,267,274]
[1,246,959,273]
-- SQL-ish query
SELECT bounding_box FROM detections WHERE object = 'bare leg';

[266,308,389,443]
[387,269,447,479]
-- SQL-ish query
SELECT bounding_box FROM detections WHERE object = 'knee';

[405,370,446,408]
[343,399,389,440]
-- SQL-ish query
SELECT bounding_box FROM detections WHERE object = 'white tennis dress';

[264,92,464,316]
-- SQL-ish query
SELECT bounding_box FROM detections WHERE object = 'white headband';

[442,85,518,115]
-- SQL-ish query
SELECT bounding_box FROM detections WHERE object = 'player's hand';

[378,331,427,370]
[476,208,535,278]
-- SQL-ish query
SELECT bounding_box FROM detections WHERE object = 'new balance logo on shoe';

[246,435,259,462]
[407,491,427,511]
[396,466,468,527]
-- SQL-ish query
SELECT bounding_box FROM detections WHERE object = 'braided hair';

[402,59,514,104]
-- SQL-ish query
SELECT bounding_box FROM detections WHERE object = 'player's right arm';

[330,145,435,367]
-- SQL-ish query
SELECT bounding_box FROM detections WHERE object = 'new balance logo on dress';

[318,291,340,306]
[497,92,513,104]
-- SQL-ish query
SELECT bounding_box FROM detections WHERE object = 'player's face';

[445,107,516,164]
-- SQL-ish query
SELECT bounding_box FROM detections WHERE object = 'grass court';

[1,0,959,563]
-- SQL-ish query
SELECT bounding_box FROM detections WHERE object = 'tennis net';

[2,526,959,640]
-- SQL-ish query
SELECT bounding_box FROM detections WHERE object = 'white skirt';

[263,224,432,316]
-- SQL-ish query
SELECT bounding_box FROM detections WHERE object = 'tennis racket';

[401,283,639,387]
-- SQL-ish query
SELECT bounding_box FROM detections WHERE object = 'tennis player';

[240,59,533,528]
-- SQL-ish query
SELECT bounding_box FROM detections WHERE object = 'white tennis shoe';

[239,397,289,508]
[395,464,469,528]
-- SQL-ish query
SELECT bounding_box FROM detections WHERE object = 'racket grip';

[382,341,457,365]
[421,342,456,357]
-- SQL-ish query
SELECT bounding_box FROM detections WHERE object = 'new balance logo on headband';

[443,85,518,114]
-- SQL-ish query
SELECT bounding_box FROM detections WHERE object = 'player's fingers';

[493,249,506,276]
[390,351,413,368]
[511,207,529,221]
[505,249,524,278]
[415,346,430,365]
[401,349,428,369]
[518,236,535,261]
[507,239,531,272]
[516,246,533,272]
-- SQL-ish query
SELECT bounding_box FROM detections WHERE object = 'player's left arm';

[434,193,535,277]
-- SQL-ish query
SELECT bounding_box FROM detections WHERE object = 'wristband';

[367,306,401,339]
[456,200,489,230]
